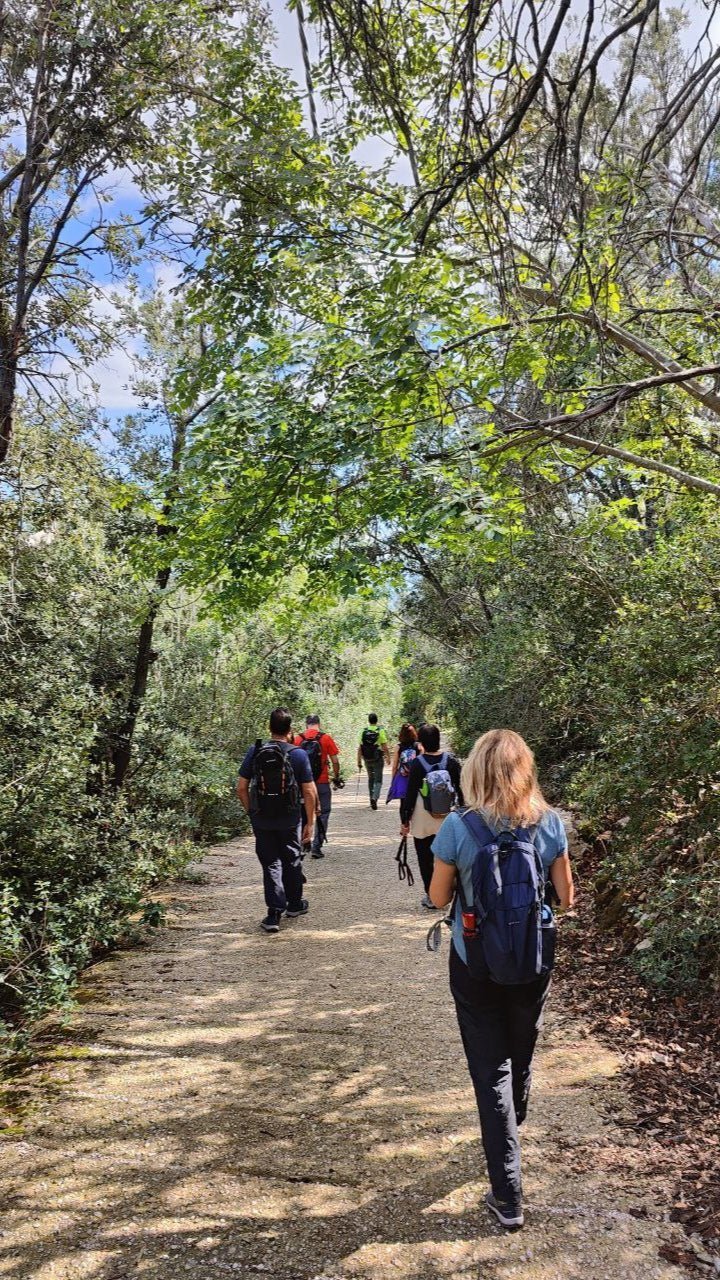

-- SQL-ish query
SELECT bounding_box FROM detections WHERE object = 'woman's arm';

[549,852,574,910]
[390,744,399,778]
[430,858,456,908]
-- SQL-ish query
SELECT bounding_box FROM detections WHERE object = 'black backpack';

[360,727,381,760]
[249,740,300,817]
[299,732,324,781]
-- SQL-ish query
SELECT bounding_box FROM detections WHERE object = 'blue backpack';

[457,811,554,984]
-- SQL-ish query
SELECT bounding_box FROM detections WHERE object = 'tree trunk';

[105,413,187,789]
[0,334,18,466]
[110,565,171,789]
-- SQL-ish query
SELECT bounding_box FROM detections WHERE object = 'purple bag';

[385,772,409,803]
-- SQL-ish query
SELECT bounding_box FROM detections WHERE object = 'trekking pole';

[395,835,415,888]
[355,769,361,798]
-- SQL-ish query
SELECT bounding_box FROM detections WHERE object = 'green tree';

[0,0,269,464]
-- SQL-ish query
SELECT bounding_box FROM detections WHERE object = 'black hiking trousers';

[413,836,435,893]
[312,782,332,854]
[449,944,551,1211]
[253,824,304,914]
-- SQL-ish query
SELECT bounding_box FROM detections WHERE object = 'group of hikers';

[236,709,575,1233]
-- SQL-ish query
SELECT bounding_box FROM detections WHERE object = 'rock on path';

[1,779,692,1279]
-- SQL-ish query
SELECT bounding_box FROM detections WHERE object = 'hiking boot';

[286,899,309,918]
[311,848,325,859]
[484,1192,524,1230]
[421,893,438,910]
[260,911,282,933]
[370,797,378,810]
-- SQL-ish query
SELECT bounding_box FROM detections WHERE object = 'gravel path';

[1,778,692,1279]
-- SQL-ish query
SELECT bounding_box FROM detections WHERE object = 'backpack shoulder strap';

[460,809,494,847]
[460,810,503,896]
[526,822,546,891]
[438,751,448,770]
[451,817,489,922]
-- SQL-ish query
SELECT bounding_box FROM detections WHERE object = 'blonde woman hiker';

[399,722,462,909]
[429,729,574,1231]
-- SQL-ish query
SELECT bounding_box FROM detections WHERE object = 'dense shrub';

[401,493,720,992]
[0,415,402,1052]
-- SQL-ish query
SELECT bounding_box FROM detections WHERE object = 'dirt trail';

[1,778,693,1280]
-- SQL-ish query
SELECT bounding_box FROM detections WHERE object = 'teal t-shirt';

[432,809,568,965]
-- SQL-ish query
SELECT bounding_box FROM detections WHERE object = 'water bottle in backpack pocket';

[540,901,556,973]
[457,811,554,984]
[419,752,455,816]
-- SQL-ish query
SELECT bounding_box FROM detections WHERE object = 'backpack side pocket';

[541,908,557,975]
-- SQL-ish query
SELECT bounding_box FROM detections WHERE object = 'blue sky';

[72,0,720,421]
[71,1,314,422]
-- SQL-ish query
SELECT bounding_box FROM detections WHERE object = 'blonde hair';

[460,729,548,826]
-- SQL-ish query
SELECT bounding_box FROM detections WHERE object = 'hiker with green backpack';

[356,713,391,809]
[400,722,462,908]
[236,708,318,933]
[428,729,574,1231]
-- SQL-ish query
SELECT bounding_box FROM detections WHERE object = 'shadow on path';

[0,781,690,1279]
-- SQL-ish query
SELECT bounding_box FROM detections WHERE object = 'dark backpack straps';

[460,809,494,847]
[395,835,415,887]
[512,822,545,896]
[454,868,471,914]
[418,752,449,775]
[460,809,502,901]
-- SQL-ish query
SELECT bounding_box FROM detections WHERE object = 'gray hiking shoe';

[260,911,282,933]
[286,899,309,918]
[485,1192,524,1230]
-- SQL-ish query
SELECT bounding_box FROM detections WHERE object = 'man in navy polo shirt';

[237,707,318,933]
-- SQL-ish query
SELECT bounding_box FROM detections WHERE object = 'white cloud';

[151,261,185,293]
[85,345,143,411]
